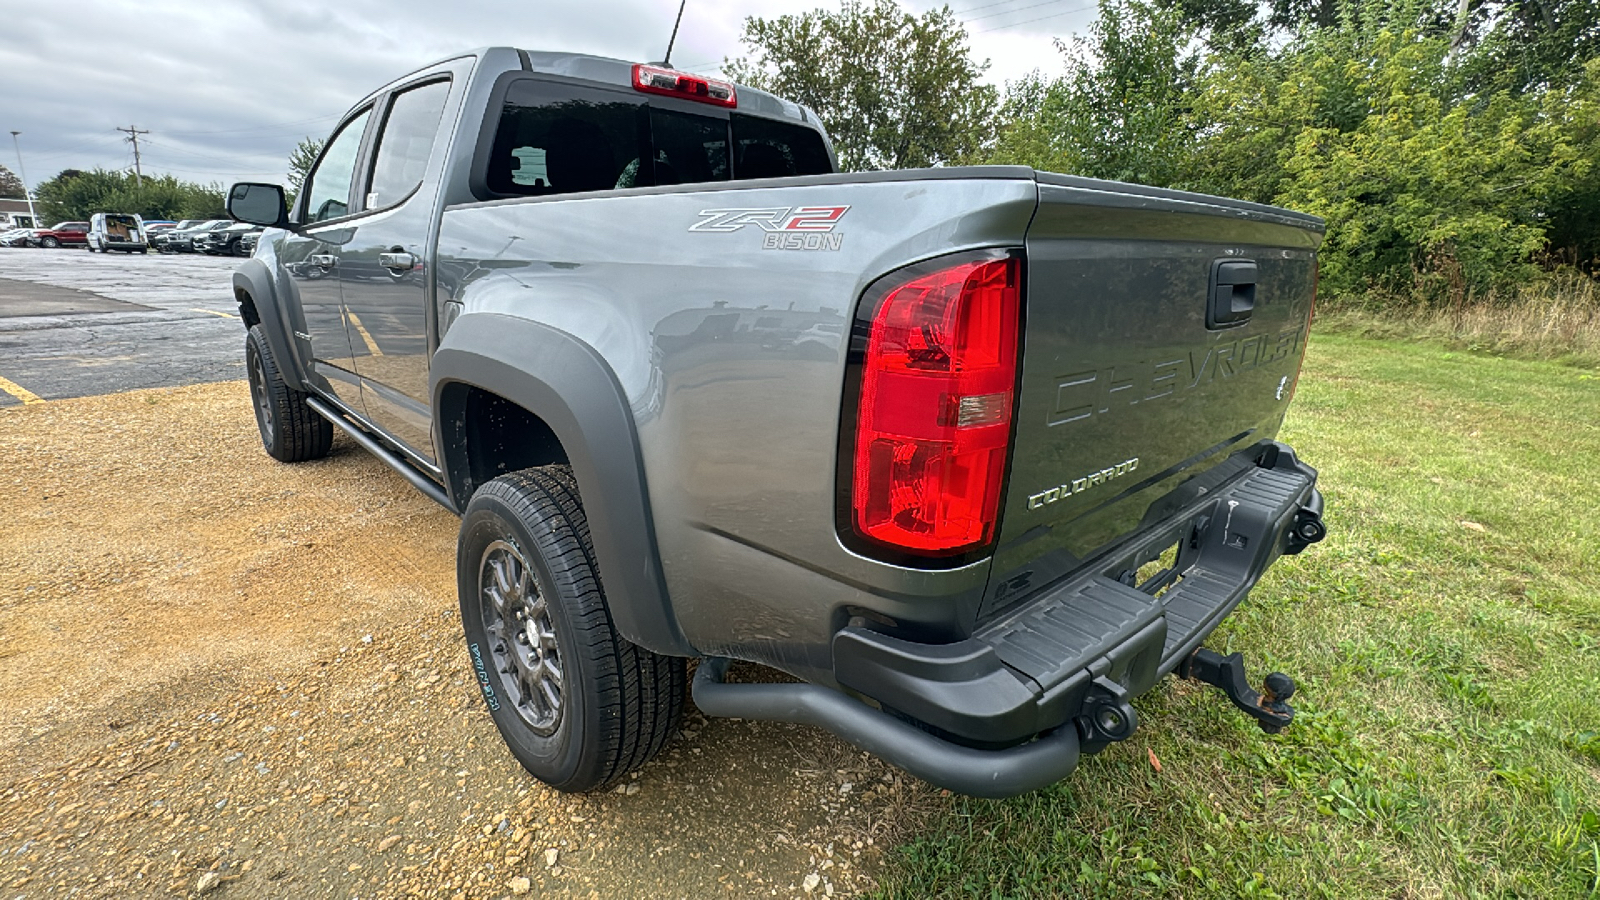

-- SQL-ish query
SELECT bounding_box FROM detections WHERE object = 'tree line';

[29,169,227,225]
[731,0,1600,306]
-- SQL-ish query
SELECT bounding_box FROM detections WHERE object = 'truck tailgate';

[981,174,1324,620]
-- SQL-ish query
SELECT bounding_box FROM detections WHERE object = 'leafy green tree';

[1197,18,1587,301]
[287,137,324,194]
[1460,0,1600,94]
[0,164,24,200]
[1541,58,1600,270]
[989,0,1203,188]
[989,0,1598,304]
[724,0,998,170]
[34,169,225,224]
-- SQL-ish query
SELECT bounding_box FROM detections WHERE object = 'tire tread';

[471,466,683,790]
[246,325,332,462]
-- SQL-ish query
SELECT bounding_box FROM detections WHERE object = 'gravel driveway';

[0,348,935,897]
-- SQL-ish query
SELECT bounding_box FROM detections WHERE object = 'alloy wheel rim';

[480,539,563,735]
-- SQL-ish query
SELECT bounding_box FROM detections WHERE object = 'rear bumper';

[693,442,1321,797]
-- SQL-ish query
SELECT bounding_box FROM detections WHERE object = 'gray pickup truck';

[225,47,1328,798]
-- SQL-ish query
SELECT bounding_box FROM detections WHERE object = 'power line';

[671,0,1095,75]
[140,138,258,167]
[26,134,124,162]
[975,2,1095,32]
[965,0,1079,23]
[949,0,1047,16]
[165,112,342,137]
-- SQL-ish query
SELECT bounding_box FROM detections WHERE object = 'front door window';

[302,109,370,223]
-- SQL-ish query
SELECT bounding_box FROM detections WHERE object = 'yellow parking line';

[0,375,45,405]
[346,312,384,357]
[190,308,239,319]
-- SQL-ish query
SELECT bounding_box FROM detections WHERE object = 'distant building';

[0,198,40,229]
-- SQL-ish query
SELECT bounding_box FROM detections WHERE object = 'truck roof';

[364,47,822,130]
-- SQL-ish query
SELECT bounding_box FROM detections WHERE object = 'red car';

[35,222,90,249]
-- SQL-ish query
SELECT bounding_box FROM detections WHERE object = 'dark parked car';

[160,219,231,253]
[153,219,207,252]
[195,222,261,256]
[34,222,90,248]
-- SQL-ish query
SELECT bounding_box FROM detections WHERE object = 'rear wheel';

[458,468,685,792]
[244,324,332,462]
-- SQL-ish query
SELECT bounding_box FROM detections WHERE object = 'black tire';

[40,237,58,248]
[458,468,685,792]
[244,324,332,462]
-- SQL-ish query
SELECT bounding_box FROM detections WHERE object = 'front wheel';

[39,237,59,248]
[244,324,332,462]
[458,468,685,792]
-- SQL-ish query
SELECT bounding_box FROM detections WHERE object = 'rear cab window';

[480,78,831,200]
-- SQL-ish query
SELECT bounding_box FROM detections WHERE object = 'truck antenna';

[662,0,687,67]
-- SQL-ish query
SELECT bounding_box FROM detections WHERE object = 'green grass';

[875,333,1600,899]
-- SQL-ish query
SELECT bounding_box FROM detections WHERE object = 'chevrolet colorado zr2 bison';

[224,47,1328,798]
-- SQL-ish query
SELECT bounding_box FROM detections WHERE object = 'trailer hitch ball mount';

[1286,509,1327,554]
[1182,647,1297,734]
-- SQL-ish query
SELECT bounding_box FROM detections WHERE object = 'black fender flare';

[232,259,309,391]
[431,313,692,658]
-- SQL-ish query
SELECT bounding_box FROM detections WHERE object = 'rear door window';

[731,114,833,179]
[366,79,451,209]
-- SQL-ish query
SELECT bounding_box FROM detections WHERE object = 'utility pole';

[116,125,150,188]
[9,131,37,227]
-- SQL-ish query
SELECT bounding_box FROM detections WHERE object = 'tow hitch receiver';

[1181,648,1297,733]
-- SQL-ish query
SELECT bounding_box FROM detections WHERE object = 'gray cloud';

[2,1,1088,191]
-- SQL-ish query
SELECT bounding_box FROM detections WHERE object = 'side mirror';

[227,183,291,229]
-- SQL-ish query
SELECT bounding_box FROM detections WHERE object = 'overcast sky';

[0,0,1095,194]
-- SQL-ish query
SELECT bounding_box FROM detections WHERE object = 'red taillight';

[632,64,737,107]
[851,256,1021,556]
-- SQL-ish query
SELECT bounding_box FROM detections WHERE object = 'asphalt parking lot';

[0,248,918,898]
[0,249,244,405]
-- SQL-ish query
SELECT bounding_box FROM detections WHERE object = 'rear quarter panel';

[436,172,1037,680]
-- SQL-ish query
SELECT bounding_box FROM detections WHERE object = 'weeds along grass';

[874,333,1600,899]
[1318,273,1600,369]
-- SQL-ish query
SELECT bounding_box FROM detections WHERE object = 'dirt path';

[0,383,935,898]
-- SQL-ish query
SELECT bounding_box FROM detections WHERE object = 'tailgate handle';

[1208,259,1257,329]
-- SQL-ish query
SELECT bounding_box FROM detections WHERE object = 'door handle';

[1207,259,1257,329]
[309,253,337,270]
[379,251,416,272]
